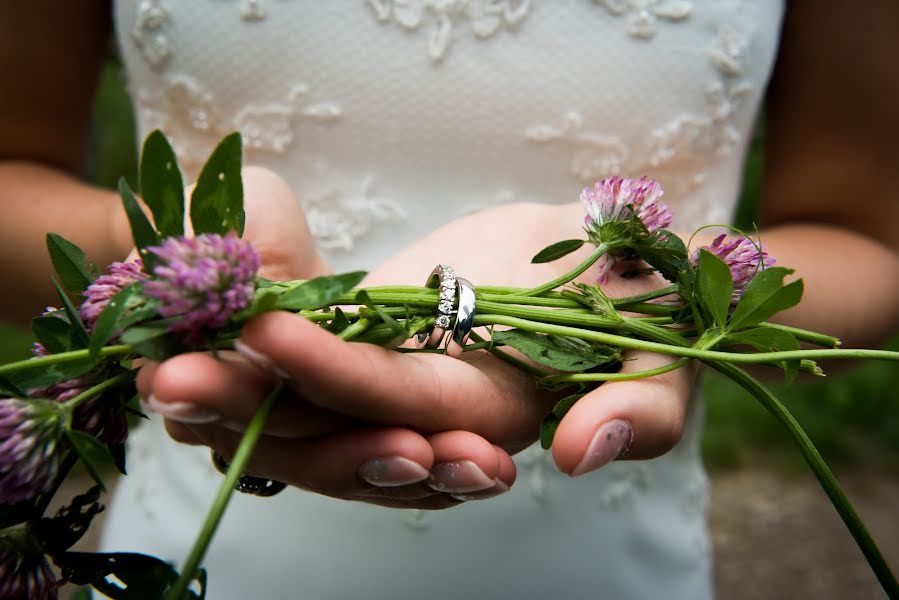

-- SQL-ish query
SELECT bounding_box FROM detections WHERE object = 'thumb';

[551,351,695,477]
[239,167,330,281]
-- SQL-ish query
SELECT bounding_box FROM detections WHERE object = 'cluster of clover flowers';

[1,132,897,600]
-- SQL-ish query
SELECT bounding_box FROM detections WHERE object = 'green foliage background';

[2,59,896,471]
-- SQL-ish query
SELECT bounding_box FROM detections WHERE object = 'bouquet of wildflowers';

[1,132,897,599]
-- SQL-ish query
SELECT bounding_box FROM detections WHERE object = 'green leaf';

[724,326,801,383]
[139,130,185,237]
[46,233,94,296]
[54,279,90,348]
[540,393,584,449]
[121,325,183,362]
[118,177,161,270]
[233,288,280,322]
[34,485,103,554]
[56,551,204,600]
[66,430,115,492]
[355,290,406,341]
[729,267,804,331]
[633,230,691,284]
[492,330,618,372]
[324,307,351,334]
[32,313,78,354]
[9,358,96,391]
[89,285,137,359]
[696,249,733,330]
[531,239,585,264]
[275,271,367,311]
[190,132,245,236]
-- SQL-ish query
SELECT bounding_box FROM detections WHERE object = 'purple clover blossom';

[693,233,776,302]
[581,176,673,236]
[0,540,58,600]
[0,399,66,506]
[144,233,260,342]
[581,177,674,283]
[79,260,149,332]
[27,374,127,447]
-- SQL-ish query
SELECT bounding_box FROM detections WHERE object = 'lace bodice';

[104,3,785,599]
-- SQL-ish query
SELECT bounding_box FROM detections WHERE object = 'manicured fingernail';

[428,460,495,494]
[450,478,510,502]
[358,456,430,487]
[569,419,633,477]
[234,339,290,379]
[141,394,221,424]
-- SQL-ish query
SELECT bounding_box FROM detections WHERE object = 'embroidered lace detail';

[131,0,172,71]
[598,462,653,509]
[403,509,429,530]
[240,0,267,21]
[302,177,408,252]
[366,0,532,62]
[135,76,341,172]
[526,23,752,224]
[593,0,692,39]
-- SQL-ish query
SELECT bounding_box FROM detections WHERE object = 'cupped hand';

[139,167,516,509]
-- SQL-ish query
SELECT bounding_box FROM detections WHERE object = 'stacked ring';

[211,451,287,498]
[415,264,457,349]
[446,277,476,358]
[414,265,476,357]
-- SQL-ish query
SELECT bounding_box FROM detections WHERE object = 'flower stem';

[541,357,690,383]
[756,322,841,348]
[471,315,899,365]
[62,372,135,412]
[520,244,609,297]
[711,362,898,597]
[166,382,284,600]
[0,345,132,377]
[467,331,550,378]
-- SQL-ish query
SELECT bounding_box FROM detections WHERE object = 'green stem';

[337,318,373,342]
[611,315,896,594]
[711,362,898,597]
[62,372,134,411]
[0,345,132,377]
[520,244,609,297]
[472,315,899,365]
[541,357,690,383]
[756,322,841,348]
[468,331,550,378]
[166,382,284,600]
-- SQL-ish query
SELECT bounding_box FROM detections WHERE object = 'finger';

[425,431,515,495]
[180,424,436,499]
[239,312,550,443]
[551,350,694,477]
[143,351,352,438]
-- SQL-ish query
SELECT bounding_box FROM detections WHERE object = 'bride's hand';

[140,167,516,509]
[145,193,695,506]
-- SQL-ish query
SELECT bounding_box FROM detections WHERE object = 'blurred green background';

[1,59,897,472]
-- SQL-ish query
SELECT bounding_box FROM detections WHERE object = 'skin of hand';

[120,1,899,508]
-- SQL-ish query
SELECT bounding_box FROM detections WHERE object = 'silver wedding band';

[446,277,476,358]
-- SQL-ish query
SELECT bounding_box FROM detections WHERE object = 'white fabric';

[104,2,784,598]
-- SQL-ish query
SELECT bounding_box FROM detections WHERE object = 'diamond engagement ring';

[211,451,287,497]
[415,264,457,349]
[414,265,476,356]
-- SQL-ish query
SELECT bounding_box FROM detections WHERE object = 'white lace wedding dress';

[104,2,784,598]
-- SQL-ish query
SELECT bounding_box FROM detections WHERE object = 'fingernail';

[358,456,430,487]
[450,478,510,502]
[569,419,633,477]
[234,339,290,379]
[428,460,495,494]
[141,394,222,424]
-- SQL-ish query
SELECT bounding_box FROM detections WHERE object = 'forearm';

[755,222,899,349]
[0,161,131,326]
